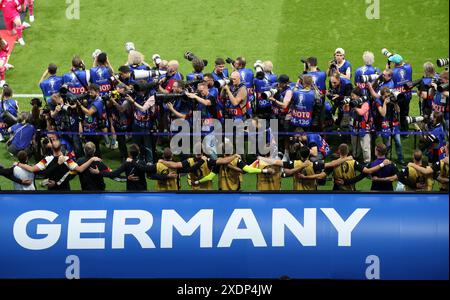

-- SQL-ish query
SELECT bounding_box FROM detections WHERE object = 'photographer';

[108,83,133,161]
[267,74,292,158]
[288,75,317,131]
[423,112,447,164]
[389,54,413,133]
[0,85,18,142]
[90,52,114,96]
[186,82,219,159]
[62,56,90,97]
[418,62,439,118]
[327,48,352,80]
[164,80,193,128]
[304,57,327,94]
[6,112,35,156]
[429,70,449,132]
[211,57,229,81]
[254,65,276,119]
[77,84,104,157]
[48,92,83,158]
[327,73,353,134]
[39,63,63,102]
[349,88,371,164]
[234,57,254,117]
[186,57,205,82]
[220,71,248,121]
[354,51,380,96]
[262,61,278,85]
[371,87,404,164]
[158,60,182,94]
[127,82,157,163]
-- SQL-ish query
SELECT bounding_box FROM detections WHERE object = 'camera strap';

[71,70,89,91]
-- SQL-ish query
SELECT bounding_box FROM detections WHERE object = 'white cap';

[335,48,345,55]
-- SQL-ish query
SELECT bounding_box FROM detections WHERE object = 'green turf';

[0,0,448,191]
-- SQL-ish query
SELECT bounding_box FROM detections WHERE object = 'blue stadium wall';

[0,192,448,279]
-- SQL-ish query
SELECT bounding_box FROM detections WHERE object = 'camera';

[184,51,208,67]
[152,54,162,66]
[419,133,438,152]
[349,97,366,108]
[329,59,338,71]
[360,74,380,83]
[92,49,102,60]
[185,79,203,90]
[225,57,235,65]
[254,60,265,80]
[30,98,42,108]
[403,116,425,125]
[388,90,403,104]
[261,88,278,100]
[155,93,187,104]
[381,48,394,58]
[437,83,449,93]
[133,81,159,94]
[403,79,423,91]
[214,78,231,89]
[125,42,135,53]
[132,69,167,81]
[436,58,449,68]
[59,85,89,106]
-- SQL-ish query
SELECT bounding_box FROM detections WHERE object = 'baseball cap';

[335,48,345,55]
[388,54,403,64]
[277,74,290,83]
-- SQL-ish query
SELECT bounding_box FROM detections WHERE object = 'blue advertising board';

[0,192,448,279]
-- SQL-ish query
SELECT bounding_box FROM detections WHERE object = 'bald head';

[230,71,241,85]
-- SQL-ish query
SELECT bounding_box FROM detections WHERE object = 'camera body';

[184,51,208,67]
[254,60,265,80]
[30,98,43,108]
[225,57,235,65]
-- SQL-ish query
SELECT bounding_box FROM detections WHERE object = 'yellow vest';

[256,159,281,191]
[187,158,213,191]
[333,160,356,191]
[406,166,433,192]
[293,160,316,191]
[155,162,178,191]
[439,160,449,191]
[219,157,243,191]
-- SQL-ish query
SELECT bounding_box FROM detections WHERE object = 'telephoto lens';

[436,58,449,68]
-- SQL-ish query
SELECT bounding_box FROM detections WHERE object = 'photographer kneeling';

[7,112,35,157]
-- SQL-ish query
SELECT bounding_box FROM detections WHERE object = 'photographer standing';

[158,60,182,94]
[430,71,449,132]
[327,48,352,80]
[127,84,156,163]
[349,88,371,164]
[63,56,90,97]
[354,51,380,96]
[186,57,205,82]
[389,54,413,133]
[90,52,114,96]
[0,85,18,141]
[234,57,254,118]
[186,82,219,159]
[211,58,229,82]
[288,75,316,131]
[39,64,63,103]
[370,86,404,164]
[108,83,133,161]
[220,71,248,122]
[77,84,104,157]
